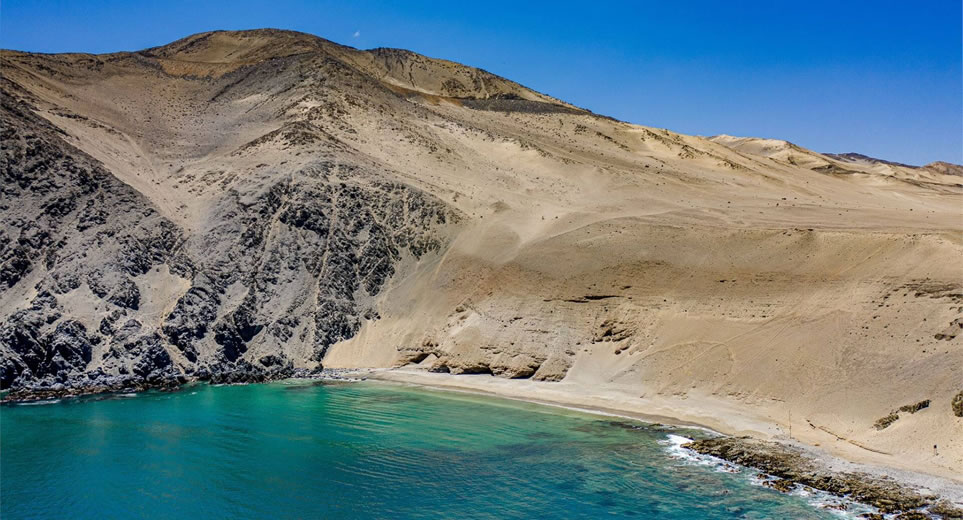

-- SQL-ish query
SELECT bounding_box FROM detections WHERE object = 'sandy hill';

[1,29,961,482]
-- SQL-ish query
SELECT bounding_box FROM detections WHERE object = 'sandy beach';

[365,367,963,503]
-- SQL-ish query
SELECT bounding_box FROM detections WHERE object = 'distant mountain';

[825,152,963,176]
[823,152,918,169]
[923,160,963,177]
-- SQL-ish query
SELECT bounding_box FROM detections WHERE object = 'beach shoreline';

[360,367,963,508]
[5,368,962,516]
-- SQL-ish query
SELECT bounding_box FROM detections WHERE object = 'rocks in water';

[682,437,947,517]
[1,358,332,404]
[760,477,794,494]
[931,501,963,520]
[891,512,932,520]
[1,371,187,403]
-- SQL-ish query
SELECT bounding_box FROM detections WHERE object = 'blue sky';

[3,1,960,165]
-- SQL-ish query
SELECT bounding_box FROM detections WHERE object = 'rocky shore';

[0,367,363,403]
[684,437,963,520]
[6,368,961,520]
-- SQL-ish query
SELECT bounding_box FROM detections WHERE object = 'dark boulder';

[46,320,93,370]
[259,354,284,367]
[162,286,219,362]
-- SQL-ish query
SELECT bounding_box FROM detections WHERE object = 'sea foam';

[661,434,883,519]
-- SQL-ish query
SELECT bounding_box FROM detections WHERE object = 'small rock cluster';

[873,399,931,430]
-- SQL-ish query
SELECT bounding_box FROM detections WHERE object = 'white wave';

[794,486,881,518]
[663,434,883,519]
[660,434,696,460]
[746,460,880,518]
[660,434,740,472]
[15,399,61,406]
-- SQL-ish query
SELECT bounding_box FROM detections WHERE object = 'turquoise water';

[1,381,845,519]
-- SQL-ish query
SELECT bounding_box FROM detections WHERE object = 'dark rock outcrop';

[1,84,181,392]
[0,67,458,397]
[684,437,961,518]
[162,286,219,362]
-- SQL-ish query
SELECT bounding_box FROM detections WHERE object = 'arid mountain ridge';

[1,29,961,481]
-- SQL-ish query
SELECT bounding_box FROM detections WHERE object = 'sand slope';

[1,29,960,481]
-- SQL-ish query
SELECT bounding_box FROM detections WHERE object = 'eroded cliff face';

[1,28,961,476]
[0,40,461,390]
[1,85,182,389]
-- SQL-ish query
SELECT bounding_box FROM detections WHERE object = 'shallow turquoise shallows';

[2,381,842,519]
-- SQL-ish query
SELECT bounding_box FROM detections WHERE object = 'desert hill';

[1,29,960,481]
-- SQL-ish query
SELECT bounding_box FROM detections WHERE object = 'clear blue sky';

[3,0,960,165]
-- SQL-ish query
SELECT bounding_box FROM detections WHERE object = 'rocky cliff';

[1,31,461,391]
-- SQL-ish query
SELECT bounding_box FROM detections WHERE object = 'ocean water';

[1,381,854,519]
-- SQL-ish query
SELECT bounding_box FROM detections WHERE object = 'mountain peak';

[134,28,569,107]
[141,28,339,64]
